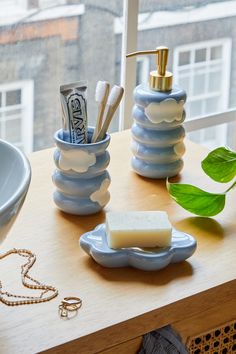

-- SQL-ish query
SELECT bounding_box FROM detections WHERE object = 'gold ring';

[61,303,80,312]
[62,297,82,307]
[59,297,82,318]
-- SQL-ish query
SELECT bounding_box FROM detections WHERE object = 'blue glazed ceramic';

[0,140,31,245]
[80,224,197,271]
[131,84,187,178]
[52,128,111,215]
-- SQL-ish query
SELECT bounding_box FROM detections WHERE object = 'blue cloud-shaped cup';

[52,128,111,215]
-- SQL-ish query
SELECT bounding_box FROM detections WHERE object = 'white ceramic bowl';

[0,140,31,244]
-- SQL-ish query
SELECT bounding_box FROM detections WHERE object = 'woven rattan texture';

[186,320,236,354]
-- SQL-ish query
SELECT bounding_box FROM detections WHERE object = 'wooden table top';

[0,130,236,354]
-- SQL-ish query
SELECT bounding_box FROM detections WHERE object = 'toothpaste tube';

[60,81,88,144]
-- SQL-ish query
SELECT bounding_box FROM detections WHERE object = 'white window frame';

[39,0,66,8]
[173,38,231,116]
[120,0,236,143]
[1,0,27,10]
[173,38,231,147]
[0,80,34,153]
[119,0,139,130]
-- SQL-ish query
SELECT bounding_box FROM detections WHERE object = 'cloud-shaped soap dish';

[79,224,197,271]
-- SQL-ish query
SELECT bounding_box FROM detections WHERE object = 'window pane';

[39,0,66,7]
[187,122,231,150]
[193,72,206,95]
[208,71,221,92]
[178,76,190,93]
[195,48,207,63]
[210,45,222,60]
[209,63,222,72]
[6,90,21,106]
[0,111,5,121]
[205,96,220,114]
[5,118,21,143]
[179,51,190,66]
[2,1,16,6]
[0,108,22,120]
[136,61,142,85]
[204,126,216,140]
[188,131,202,144]
[136,57,149,85]
[5,107,22,118]
[189,100,203,118]
[177,67,191,75]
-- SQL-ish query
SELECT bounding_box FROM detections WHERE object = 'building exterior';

[0,0,235,152]
[0,1,85,151]
[115,0,236,148]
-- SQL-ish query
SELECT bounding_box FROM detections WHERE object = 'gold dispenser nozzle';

[126,46,173,91]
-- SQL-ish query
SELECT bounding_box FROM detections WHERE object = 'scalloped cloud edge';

[79,224,197,271]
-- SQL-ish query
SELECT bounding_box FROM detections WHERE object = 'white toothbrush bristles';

[92,81,110,143]
[94,85,124,142]
[95,81,109,103]
[107,85,123,107]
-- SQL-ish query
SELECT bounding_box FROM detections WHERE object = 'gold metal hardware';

[126,46,173,91]
[59,297,82,318]
[0,248,58,306]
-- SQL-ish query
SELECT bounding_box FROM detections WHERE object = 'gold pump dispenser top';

[126,46,173,91]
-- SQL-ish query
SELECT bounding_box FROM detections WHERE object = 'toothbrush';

[94,85,124,142]
[91,81,110,143]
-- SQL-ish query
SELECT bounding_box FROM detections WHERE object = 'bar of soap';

[106,211,172,249]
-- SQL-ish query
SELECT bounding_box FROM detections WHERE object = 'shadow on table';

[84,257,194,286]
[56,209,106,233]
[175,217,225,240]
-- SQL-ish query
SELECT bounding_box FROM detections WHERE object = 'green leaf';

[201,147,236,183]
[167,181,225,217]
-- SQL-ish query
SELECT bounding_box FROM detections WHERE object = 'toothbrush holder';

[52,127,111,215]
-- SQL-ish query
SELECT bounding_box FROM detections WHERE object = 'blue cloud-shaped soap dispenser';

[127,47,187,179]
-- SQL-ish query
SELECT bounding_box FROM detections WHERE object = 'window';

[2,0,66,10]
[39,0,66,8]
[0,1,121,151]
[136,56,149,86]
[173,39,231,148]
[1,0,27,10]
[125,0,236,150]
[1,0,236,152]
[0,81,34,153]
[2,0,24,6]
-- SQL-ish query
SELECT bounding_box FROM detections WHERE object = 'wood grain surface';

[0,130,235,354]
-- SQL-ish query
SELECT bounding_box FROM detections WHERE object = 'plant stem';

[224,180,236,194]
